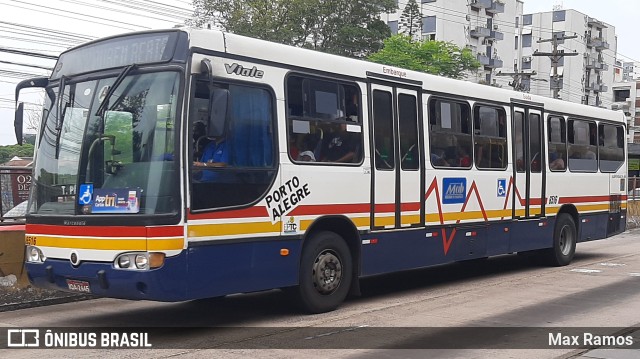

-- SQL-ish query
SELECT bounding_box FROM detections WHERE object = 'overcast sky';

[0,0,637,146]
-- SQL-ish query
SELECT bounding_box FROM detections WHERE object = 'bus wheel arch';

[294,216,360,313]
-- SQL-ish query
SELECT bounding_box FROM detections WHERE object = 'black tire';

[294,231,352,314]
[542,213,577,266]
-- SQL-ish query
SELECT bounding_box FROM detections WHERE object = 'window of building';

[523,14,532,26]
[553,31,565,44]
[553,10,566,22]
[422,0,436,2]
[522,61,531,70]
[613,89,630,102]
[429,98,472,169]
[286,75,362,165]
[568,119,597,172]
[548,116,567,171]
[423,16,436,33]
[522,34,532,48]
[515,35,519,50]
[515,17,519,28]
[598,123,624,172]
[388,21,398,35]
[474,106,507,169]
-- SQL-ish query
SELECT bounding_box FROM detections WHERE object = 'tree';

[399,0,422,41]
[189,0,397,58]
[0,144,35,165]
[368,35,481,79]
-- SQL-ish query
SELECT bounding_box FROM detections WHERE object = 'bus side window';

[286,75,362,164]
[429,98,471,169]
[473,106,507,170]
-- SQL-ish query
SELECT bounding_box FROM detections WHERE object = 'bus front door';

[511,104,545,220]
[369,83,423,230]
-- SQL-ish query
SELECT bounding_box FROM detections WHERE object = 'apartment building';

[384,0,524,86]
[519,9,616,108]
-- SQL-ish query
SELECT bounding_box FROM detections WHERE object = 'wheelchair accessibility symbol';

[497,179,506,197]
[78,184,94,205]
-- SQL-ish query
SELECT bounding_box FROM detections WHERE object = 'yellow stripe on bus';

[147,238,185,251]
[188,221,280,237]
[31,236,183,251]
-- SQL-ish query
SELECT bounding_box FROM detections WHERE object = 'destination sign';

[52,31,181,79]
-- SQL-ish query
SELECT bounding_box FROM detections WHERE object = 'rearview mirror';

[14,103,24,145]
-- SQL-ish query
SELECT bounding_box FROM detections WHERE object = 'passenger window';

[473,106,507,170]
[190,81,276,211]
[286,75,362,164]
[598,123,624,172]
[568,119,598,172]
[372,90,394,170]
[514,112,525,172]
[548,116,567,171]
[429,99,472,169]
[398,94,419,170]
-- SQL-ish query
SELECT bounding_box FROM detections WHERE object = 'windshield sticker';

[89,188,140,214]
[78,184,94,205]
[266,176,310,223]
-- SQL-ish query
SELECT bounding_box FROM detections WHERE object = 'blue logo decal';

[78,184,94,205]
[442,178,466,204]
[497,179,507,197]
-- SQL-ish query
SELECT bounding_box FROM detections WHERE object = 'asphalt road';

[1,230,640,358]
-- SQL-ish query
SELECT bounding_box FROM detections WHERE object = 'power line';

[0,0,142,31]
[0,47,59,60]
[0,60,53,71]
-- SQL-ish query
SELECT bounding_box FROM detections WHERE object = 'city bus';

[14,28,627,313]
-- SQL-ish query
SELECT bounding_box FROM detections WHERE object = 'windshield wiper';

[95,64,137,118]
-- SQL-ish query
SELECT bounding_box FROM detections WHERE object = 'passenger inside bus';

[193,133,228,181]
[549,147,565,170]
[323,122,358,163]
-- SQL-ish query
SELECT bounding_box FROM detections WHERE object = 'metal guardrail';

[0,165,32,224]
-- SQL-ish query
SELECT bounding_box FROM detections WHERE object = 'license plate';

[66,279,91,293]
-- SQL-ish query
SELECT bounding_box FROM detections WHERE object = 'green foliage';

[368,35,481,79]
[189,0,397,58]
[0,144,35,165]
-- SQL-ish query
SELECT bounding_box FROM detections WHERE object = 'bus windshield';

[31,71,181,216]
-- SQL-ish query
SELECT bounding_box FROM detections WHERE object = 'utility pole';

[496,71,538,92]
[534,33,579,99]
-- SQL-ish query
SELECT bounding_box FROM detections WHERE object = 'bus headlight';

[114,252,165,270]
[117,255,131,268]
[26,246,45,263]
[135,254,148,269]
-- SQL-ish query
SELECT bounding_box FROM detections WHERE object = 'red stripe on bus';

[26,224,182,238]
[559,195,618,204]
[0,225,25,231]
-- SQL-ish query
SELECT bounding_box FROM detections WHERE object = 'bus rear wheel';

[295,231,352,314]
[543,213,576,266]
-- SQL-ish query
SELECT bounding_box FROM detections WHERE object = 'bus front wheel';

[543,213,577,266]
[295,231,352,314]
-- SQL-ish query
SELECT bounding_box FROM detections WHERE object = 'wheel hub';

[312,250,342,295]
